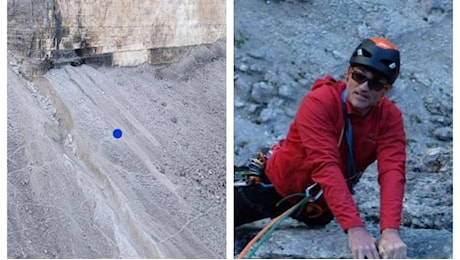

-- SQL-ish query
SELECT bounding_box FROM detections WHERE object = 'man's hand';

[348,227,380,259]
[377,228,407,259]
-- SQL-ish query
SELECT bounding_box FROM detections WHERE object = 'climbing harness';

[274,182,325,220]
[234,148,273,188]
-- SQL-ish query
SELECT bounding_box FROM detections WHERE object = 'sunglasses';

[351,70,388,91]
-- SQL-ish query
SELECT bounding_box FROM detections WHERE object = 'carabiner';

[305,183,323,202]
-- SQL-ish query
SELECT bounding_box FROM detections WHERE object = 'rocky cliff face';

[8,0,225,79]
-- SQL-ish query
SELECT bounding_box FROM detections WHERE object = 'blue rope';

[341,90,356,192]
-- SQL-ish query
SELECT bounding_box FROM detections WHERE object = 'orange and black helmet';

[350,37,400,84]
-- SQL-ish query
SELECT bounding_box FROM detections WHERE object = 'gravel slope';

[8,40,226,258]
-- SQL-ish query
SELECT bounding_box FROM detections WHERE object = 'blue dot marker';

[113,129,123,139]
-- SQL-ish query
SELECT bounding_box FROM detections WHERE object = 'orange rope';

[236,206,293,259]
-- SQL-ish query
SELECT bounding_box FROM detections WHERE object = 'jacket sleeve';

[376,104,406,231]
[295,89,365,231]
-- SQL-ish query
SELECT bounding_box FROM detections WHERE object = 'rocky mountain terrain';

[8,0,226,258]
[233,0,452,258]
[8,40,226,258]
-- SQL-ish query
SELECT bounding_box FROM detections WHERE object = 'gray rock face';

[234,0,452,258]
[7,0,226,79]
[236,220,452,259]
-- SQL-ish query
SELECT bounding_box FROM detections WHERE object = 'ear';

[379,85,391,100]
[346,66,353,81]
[383,84,392,94]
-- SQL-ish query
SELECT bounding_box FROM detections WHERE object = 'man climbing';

[235,37,407,259]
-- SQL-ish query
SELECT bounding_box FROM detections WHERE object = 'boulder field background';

[233,0,452,258]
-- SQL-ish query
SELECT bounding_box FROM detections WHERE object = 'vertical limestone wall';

[7,0,226,78]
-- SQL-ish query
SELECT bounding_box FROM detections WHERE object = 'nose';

[357,81,370,91]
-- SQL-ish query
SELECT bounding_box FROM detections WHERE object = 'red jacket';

[265,76,406,232]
